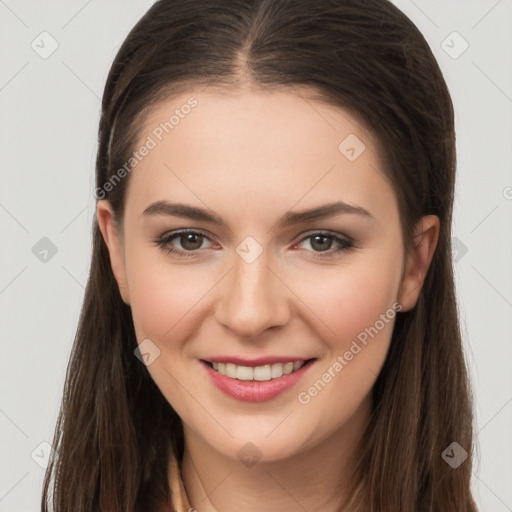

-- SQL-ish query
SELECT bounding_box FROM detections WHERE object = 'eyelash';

[153,229,355,260]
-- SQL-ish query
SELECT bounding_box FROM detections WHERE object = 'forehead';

[124,88,397,223]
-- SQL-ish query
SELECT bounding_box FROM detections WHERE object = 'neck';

[180,397,370,512]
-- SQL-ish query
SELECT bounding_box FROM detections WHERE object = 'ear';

[96,200,130,305]
[397,215,440,312]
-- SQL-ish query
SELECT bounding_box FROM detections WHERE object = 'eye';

[294,232,354,259]
[154,229,355,260]
[154,230,216,258]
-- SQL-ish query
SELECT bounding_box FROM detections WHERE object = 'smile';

[200,358,317,402]
[207,360,306,381]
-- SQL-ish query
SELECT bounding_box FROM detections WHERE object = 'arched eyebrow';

[276,201,373,225]
[142,200,373,228]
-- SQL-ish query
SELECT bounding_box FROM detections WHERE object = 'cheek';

[295,257,402,351]
[125,248,196,342]
[292,258,402,428]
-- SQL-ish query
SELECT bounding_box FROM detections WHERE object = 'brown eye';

[179,233,205,251]
[309,235,333,252]
[155,230,214,257]
[295,232,354,259]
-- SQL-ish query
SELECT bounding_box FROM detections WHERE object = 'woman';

[41,0,477,510]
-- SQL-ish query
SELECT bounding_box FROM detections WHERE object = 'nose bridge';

[216,247,289,338]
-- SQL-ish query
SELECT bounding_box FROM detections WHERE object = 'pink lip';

[200,358,316,402]
[202,356,311,367]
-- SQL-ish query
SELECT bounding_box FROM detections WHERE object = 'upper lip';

[201,356,315,367]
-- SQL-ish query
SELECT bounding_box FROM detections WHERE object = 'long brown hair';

[41,1,477,510]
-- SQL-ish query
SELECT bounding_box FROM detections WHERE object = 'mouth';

[199,358,317,402]
[202,359,315,381]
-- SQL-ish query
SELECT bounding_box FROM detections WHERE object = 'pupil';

[182,233,202,250]
[312,235,331,252]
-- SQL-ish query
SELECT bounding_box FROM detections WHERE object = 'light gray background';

[0,1,511,510]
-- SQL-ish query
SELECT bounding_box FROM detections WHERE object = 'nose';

[215,249,291,339]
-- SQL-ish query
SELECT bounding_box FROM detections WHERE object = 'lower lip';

[200,359,316,402]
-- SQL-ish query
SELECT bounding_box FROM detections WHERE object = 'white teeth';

[271,363,283,379]
[210,360,306,380]
[283,362,294,375]
[237,366,253,380]
[253,365,272,381]
[226,363,237,379]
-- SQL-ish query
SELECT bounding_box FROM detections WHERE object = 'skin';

[97,87,439,512]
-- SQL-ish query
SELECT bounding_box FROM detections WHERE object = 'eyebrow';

[142,200,373,228]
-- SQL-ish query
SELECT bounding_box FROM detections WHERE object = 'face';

[98,88,438,463]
